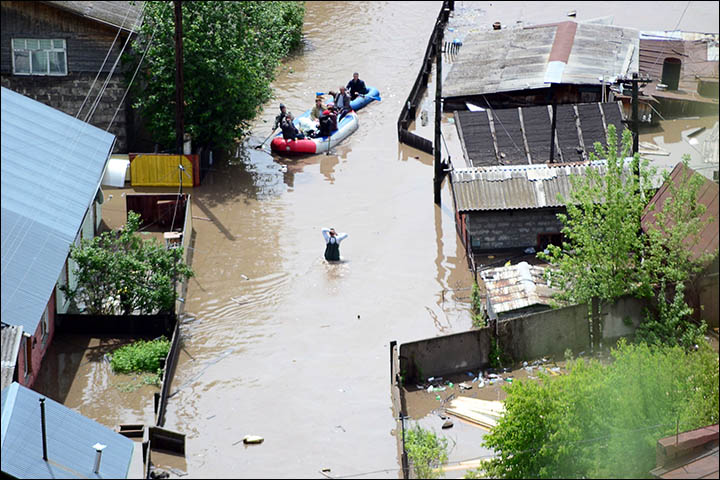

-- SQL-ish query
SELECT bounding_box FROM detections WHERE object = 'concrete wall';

[467,208,564,251]
[602,296,647,340]
[498,303,590,362]
[399,297,647,383]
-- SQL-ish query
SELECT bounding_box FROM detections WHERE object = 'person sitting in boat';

[317,103,337,137]
[334,87,352,121]
[310,95,326,122]
[346,72,368,100]
[281,113,305,141]
[273,103,289,130]
[322,227,348,262]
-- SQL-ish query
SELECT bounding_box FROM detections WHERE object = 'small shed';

[454,101,625,167]
[1,382,138,478]
[481,262,556,320]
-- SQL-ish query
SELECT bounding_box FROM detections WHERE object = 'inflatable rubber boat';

[349,86,381,111]
[270,110,359,155]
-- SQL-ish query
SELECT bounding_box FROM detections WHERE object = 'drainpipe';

[93,443,107,474]
[39,398,48,461]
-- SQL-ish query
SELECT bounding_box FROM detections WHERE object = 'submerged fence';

[396,1,454,154]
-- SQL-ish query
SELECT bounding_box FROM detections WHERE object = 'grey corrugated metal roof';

[1,87,115,334]
[43,1,144,31]
[481,262,556,314]
[451,161,608,211]
[1,382,133,479]
[444,22,639,98]
[1,324,23,392]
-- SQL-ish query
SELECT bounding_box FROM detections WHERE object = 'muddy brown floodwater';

[153,2,719,478]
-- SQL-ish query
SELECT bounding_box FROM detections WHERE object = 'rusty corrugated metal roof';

[480,262,556,314]
[641,162,719,261]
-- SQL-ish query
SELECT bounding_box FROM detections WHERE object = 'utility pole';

[433,20,444,205]
[174,0,184,156]
[631,72,639,156]
[549,84,557,163]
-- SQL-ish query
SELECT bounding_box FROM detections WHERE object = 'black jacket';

[346,78,368,96]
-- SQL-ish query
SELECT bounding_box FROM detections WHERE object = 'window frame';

[11,38,68,76]
[22,335,33,379]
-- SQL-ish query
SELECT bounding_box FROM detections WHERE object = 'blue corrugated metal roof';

[1,87,115,333]
[1,382,133,478]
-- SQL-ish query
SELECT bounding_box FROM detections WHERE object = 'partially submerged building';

[0,1,144,152]
[1,86,115,388]
[443,21,640,110]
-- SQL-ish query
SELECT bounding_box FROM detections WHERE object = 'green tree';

[62,211,194,315]
[538,125,652,306]
[470,282,487,328]
[482,340,719,478]
[406,424,450,479]
[538,126,713,347]
[126,1,305,151]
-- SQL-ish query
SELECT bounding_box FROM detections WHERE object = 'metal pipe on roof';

[39,398,48,461]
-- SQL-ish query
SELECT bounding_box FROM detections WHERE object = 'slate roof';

[43,1,144,31]
[1,382,134,479]
[641,162,719,261]
[1,324,23,392]
[444,21,639,98]
[454,102,625,167]
[480,262,556,314]
[1,87,115,334]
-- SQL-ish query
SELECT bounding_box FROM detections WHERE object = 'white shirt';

[322,227,348,244]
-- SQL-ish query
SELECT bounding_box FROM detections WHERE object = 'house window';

[12,38,67,76]
[41,308,50,346]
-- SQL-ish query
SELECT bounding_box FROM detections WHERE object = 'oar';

[254,127,278,149]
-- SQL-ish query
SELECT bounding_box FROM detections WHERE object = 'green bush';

[482,339,719,478]
[406,424,449,479]
[110,337,171,374]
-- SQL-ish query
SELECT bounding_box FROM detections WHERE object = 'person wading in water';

[321,227,348,262]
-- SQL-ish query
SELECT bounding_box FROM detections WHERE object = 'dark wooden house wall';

[1,1,132,152]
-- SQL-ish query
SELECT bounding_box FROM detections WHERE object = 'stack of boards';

[446,397,505,431]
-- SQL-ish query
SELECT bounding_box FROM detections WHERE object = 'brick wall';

[1,73,127,152]
[466,207,564,251]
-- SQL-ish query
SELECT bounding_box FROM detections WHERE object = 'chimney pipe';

[39,398,48,461]
[93,443,107,474]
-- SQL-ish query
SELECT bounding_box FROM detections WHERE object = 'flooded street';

[29,2,708,478]
[163,2,472,477]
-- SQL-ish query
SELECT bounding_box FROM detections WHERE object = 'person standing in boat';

[322,227,348,262]
[346,72,368,100]
[334,86,352,121]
